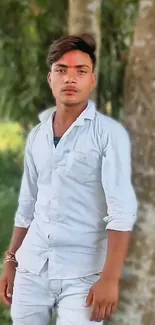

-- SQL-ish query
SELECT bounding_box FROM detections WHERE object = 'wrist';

[4,251,18,267]
[4,260,17,269]
[100,271,120,282]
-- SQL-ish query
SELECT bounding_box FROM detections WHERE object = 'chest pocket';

[65,150,101,184]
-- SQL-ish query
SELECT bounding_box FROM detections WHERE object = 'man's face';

[47,50,96,106]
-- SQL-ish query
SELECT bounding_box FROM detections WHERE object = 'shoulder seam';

[28,123,42,151]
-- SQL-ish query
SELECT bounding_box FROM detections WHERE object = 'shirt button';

[53,164,58,169]
[51,221,56,225]
[51,194,57,199]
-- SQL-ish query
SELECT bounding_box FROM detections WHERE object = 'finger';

[96,305,106,322]
[0,283,11,306]
[111,303,117,314]
[105,304,113,319]
[85,289,93,307]
[90,301,99,321]
[1,292,11,306]
[6,281,13,299]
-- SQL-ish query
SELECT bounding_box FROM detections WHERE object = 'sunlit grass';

[0,122,25,152]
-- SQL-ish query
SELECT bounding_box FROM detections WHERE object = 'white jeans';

[11,263,103,325]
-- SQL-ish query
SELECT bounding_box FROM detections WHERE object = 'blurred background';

[0,0,155,324]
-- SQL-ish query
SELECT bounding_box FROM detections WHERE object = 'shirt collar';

[75,100,96,126]
[38,106,56,124]
[38,100,96,125]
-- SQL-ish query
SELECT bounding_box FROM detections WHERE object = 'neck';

[55,100,88,124]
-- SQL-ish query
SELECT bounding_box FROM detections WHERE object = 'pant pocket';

[79,273,100,285]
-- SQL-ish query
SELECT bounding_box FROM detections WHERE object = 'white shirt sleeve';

[102,124,138,231]
[14,132,38,228]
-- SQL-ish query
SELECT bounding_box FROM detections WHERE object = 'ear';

[47,72,52,88]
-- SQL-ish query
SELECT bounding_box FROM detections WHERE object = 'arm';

[86,124,137,321]
[101,230,132,280]
[14,131,38,230]
[4,134,38,260]
[0,227,28,306]
[7,227,28,255]
[8,130,38,255]
[101,125,137,278]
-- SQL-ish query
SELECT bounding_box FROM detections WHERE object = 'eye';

[78,70,87,75]
[56,68,67,73]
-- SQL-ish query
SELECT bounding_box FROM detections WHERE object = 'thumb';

[6,281,13,298]
[85,289,93,307]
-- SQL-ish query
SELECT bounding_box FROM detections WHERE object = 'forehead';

[55,50,92,67]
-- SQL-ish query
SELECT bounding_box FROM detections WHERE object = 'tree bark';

[68,0,101,99]
[106,1,155,324]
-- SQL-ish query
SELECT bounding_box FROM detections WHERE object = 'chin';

[62,98,80,106]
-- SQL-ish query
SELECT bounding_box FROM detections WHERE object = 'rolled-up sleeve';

[102,124,138,231]
[14,132,38,228]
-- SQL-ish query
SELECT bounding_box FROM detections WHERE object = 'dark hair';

[47,34,96,71]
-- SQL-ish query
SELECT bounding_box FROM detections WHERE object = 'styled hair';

[47,34,96,71]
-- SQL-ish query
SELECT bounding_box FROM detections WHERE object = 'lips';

[62,87,78,93]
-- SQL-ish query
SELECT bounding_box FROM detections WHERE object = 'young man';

[0,34,137,325]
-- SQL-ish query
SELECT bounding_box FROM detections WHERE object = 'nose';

[64,68,76,84]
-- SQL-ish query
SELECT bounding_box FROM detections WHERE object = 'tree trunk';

[106,1,155,324]
[68,0,101,99]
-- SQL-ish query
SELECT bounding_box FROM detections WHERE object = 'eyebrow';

[54,64,91,69]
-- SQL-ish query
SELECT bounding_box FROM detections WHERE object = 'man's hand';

[85,275,119,322]
[0,262,16,306]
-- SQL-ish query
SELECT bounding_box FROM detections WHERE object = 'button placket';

[50,193,58,211]
[51,221,56,225]
[50,157,61,215]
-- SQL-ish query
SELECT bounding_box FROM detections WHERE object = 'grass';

[0,122,24,153]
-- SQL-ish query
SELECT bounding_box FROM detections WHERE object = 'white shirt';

[15,100,137,279]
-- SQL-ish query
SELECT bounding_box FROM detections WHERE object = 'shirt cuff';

[103,214,137,231]
[14,212,33,228]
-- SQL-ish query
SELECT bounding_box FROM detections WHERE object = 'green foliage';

[0,150,23,190]
[0,303,10,325]
[0,122,25,324]
[0,123,25,255]
[0,0,68,125]
[0,0,140,123]
[98,0,139,118]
